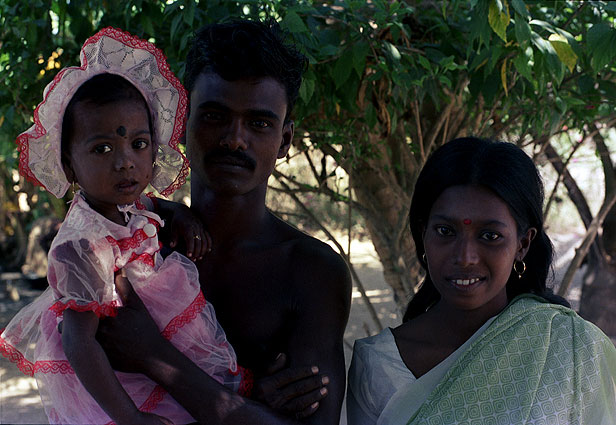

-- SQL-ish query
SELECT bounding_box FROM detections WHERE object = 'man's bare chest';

[196,254,295,369]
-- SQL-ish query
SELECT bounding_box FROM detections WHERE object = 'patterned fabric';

[378,295,616,425]
[0,194,240,425]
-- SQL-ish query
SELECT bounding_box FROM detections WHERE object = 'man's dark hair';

[185,19,308,122]
[403,137,569,322]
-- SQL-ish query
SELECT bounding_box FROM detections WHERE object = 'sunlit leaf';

[548,34,577,73]
[488,0,510,42]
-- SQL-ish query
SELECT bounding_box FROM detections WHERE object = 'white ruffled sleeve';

[47,236,120,318]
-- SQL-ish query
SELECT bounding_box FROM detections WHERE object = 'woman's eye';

[481,232,501,241]
[133,139,150,150]
[93,144,111,154]
[435,226,453,236]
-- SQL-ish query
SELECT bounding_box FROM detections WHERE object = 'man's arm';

[284,240,352,424]
[97,273,299,425]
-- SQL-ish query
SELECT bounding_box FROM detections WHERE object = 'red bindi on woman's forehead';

[463,218,472,225]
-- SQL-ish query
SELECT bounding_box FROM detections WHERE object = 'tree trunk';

[347,133,421,312]
[578,263,616,340]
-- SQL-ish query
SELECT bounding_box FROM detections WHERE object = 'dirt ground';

[0,234,590,424]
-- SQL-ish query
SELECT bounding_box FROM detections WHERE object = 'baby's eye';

[93,144,112,154]
[435,226,454,236]
[133,139,150,150]
[481,232,501,241]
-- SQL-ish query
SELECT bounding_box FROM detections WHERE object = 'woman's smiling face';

[423,184,535,316]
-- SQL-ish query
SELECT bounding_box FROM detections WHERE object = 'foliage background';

[1,0,616,334]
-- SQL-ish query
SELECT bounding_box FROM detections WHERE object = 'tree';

[2,0,615,335]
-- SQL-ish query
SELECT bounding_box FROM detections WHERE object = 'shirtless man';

[98,19,352,425]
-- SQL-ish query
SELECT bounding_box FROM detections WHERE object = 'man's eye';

[133,139,150,149]
[251,120,271,129]
[94,145,111,154]
[203,112,223,121]
[481,232,501,241]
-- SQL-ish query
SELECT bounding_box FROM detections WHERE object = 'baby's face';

[64,99,154,223]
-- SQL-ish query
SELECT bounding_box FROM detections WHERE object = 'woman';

[347,137,616,425]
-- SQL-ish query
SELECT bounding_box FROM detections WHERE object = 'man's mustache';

[203,148,256,170]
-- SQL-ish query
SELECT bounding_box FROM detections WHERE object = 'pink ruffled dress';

[0,193,244,424]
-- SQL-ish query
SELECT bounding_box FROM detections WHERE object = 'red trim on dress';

[237,366,254,398]
[104,385,167,425]
[106,218,160,253]
[160,291,206,339]
[49,299,119,318]
[0,333,74,377]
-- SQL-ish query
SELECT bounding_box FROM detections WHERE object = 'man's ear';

[517,227,537,260]
[278,120,294,159]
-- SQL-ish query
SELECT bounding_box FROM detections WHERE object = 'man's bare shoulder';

[273,218,346,268]
[271,218,351,298]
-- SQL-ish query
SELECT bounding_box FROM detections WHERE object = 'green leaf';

[332,49,354,89]
[510,0,529,19]
[183,0,195,27]
[514,17,531,45]
[299,75,316,104]
[170,13,182,42]
[438,74,452,89]
[548,34,577,73]
[352,41,370,78]
[488,0,510,42]
[281,10,308,34]
[586,23,616,71]
[577,75,594,95]
[532,32,563,83]
[598,80,616,100]
[417,55,431,72]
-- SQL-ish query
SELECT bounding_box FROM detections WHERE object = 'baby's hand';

[168,204,211,261]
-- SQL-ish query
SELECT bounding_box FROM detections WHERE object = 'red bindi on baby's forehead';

[463,219,472,225]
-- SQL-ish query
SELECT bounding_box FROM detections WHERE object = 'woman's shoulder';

[506,294,615,350]
[351,327,412,379]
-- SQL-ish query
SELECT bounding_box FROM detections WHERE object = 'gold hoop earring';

[513,260,526,279]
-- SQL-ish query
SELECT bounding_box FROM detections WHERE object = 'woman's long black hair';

[403,137,569,322]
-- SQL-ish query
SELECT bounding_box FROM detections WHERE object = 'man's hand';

[252,353,329,419]
[95,272,164,373]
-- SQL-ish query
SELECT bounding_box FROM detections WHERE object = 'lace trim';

[134,198,146,210]
[49,299,119,318]
[106,217,160,252]
[16,63,74,191]
[238,366,254,397]
[0,334,74,377]
[160,291,206,339]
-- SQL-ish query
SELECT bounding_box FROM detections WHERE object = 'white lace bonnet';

[17,27,189,198]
